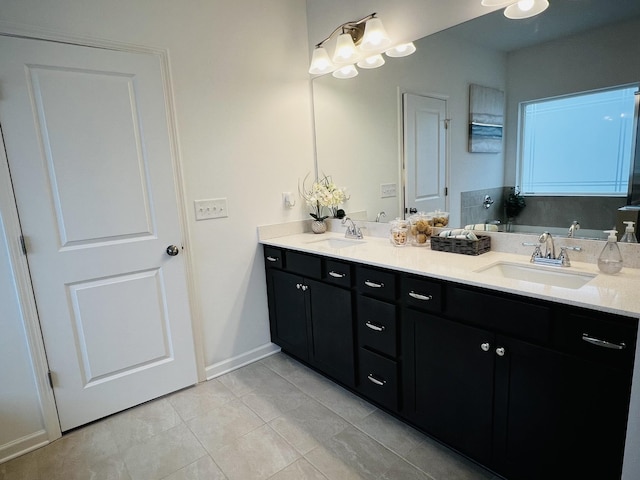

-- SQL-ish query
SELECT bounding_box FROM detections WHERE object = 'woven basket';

[430,235,491,256]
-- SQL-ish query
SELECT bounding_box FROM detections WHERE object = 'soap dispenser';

[620,221,638,243]
[598,230,623,274]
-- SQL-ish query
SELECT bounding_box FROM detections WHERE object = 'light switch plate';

[194,198,228,220]
[381,183,397,198]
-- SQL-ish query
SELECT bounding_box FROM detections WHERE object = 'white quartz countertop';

[260,232,640,318]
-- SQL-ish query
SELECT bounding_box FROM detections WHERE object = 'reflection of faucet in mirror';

[376,211,386,222]
[568,221,580,238]
[483,195,494,209]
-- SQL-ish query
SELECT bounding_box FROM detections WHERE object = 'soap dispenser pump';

[620,221,638,243]
[598,230,623,274]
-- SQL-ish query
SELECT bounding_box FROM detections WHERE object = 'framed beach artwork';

[468,84,504,153]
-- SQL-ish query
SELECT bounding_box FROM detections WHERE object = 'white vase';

[311,220,327,234]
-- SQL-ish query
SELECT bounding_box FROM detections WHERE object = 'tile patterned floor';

[0,353,502,480]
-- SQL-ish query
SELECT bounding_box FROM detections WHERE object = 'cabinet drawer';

[447,285,551,344]
[554,307,637,369]
[358,348,398,411]
[355,266,397,301]
[263,246,283,269]
[401,276,443,313]
[286,251,321,278]
[357,296,397,357]
[324,259,352,288]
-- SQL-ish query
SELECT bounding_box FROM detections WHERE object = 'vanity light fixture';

[481,0,550,19]
[308,13,416,79]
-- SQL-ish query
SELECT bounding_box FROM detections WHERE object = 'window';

[518,84,638,196]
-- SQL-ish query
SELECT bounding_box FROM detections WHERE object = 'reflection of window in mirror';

[518,83,639,196]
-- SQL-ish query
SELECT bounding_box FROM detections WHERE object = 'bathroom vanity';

[260,229,639,480]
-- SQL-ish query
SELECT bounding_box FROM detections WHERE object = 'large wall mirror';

[312,0,640,238]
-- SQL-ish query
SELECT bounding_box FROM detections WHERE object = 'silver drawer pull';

[365,321,385,332]
[409,291,433,301]
[266,256,279,262]
[582,333,626,350]
[329,271,346,278]
[367,374,386,386]
[364,280,384,288]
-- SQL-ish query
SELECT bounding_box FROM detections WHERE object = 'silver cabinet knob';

[496,347,506,357]
[481,342,490,352]
[166,245,179,256]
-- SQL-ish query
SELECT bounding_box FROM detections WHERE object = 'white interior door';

[0,35,197,431]
[403,93,448,215]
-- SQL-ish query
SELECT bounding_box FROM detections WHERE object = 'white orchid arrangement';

[299,174,349,221]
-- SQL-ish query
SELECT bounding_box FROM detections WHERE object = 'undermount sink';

[306,237,366,249]
[475,261,596,289]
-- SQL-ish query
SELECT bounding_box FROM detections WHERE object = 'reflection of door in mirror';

[403,93,448,216]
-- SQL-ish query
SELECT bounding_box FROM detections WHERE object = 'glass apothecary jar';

[389,218,409,247]
[409,213,433,246]
[428,210,449,228]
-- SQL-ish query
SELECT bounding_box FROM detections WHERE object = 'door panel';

[0,35,197,431]
[403,93,447,213]
[403,93,447,214]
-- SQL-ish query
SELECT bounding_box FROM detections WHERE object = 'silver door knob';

[481,342,490,352]
[166,245,179,256]
[496,347,506,357]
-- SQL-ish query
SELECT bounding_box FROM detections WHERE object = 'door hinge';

[19,235,27,255]
[445,187,449,196]
[444,119,451,129]
[47,370,54,389]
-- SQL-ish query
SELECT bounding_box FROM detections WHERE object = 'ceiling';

[449,0,640,52]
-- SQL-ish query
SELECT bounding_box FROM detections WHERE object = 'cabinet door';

[404,310,495,465]
[493,335,630,480]
[268,269,309,361]
[308,278,355,387]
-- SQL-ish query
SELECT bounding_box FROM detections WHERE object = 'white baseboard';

[205,343,281,380]
[0,430,50,465]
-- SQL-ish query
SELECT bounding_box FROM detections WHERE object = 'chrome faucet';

[568,220,580,238]
[342,216,363,239]
[376,211,386,222]
[522,231,581,267]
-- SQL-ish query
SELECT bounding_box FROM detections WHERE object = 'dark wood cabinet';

[402,280,636,480]
[264,247,355,387]
[403,309,495,465]
[263,245,637,480]
[268,268,310,361]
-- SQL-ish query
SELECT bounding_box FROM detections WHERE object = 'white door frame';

[0,23,205,447]
[0,124,62,450]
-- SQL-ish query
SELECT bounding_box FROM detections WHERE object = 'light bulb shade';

[481,0,517,6]
[360,17,391,51]
[357,54,385,69]
[385,42,416,58]
[504,0,549,19]
[332,64,358,79]
[333,33,359,64]
[308,46,335,75]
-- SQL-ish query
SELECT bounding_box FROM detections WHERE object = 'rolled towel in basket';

[464,223,499,232]
[439,229,479,241]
